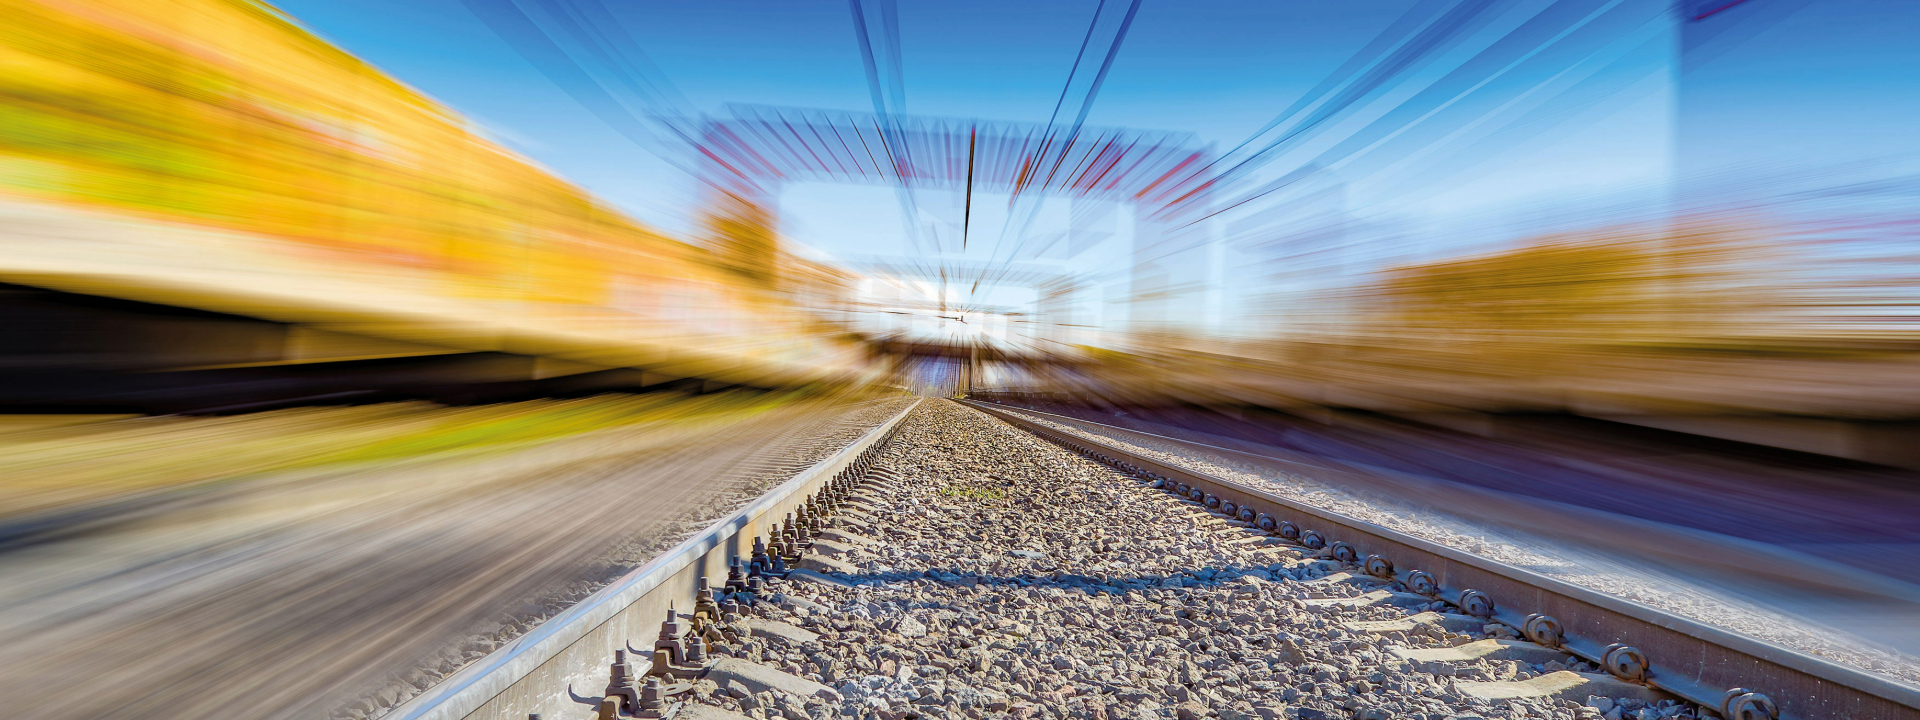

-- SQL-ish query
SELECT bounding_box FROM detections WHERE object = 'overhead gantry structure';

[693,105,1214,212]
[683,105,1226,357]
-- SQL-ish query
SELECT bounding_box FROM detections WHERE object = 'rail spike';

[1298,529,1326,550]
[1329,541,1359,563]
[1403,570,1438,596]
[1721,689,1778,720]
[1522,613,1564,648]
[1602,643,1650,684]
[1457,589,1495,618]
[1363,554,1394,578]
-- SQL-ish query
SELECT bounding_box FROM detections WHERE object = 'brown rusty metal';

[1604,643,1651,684]
[1329,541,1359,563]
[1456,588,1495,618]
[601,650,640,715]
[1403,569,1438,597]
[1523,613,1565,649]
[1363,554,1394,578]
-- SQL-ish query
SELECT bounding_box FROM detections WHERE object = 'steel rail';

[963,399,1920,720]
[961,402,1920,601]
[386,398,920,720]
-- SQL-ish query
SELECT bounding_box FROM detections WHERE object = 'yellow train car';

[0,0,859,387]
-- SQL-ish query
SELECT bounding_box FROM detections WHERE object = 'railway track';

[385,399,1919,720]
[0,394,915,720]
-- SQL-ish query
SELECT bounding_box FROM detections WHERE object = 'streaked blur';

[3,0,1919,717]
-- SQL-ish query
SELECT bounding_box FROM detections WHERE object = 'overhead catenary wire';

[978,0,1145,297]
[1118,0,1670,287]
[974,0,1115,295]
[849,0,939,275]
[1143,0,1508,229]
[1013,0,1110,209]
[964,128,976,250]
[1172,0,1647,234]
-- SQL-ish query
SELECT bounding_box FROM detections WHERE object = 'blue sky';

[269,0,1918,338]
[273,0,1435,236]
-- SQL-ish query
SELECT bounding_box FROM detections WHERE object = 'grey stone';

[895,615,928,638]
[676,703,757,720]
[706,657,841,702]
[747,618,821,645]
[783,569,855,588]
[772,593,826,614]
[819,528,878,545]
[809,539,860,557]
[798,554,861,575]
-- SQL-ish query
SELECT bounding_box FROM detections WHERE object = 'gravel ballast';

[674,400,1692,720]
[982,405,1920,691]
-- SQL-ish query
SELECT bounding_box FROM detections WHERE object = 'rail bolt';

[1329,541,1358,562]
[1188,488,1205,502]
[1237,507,1256,522]
[1457,589,1495,618]
[1403,570,1437,596]
[1521,614,1564,648]
[1720,689,1778,720]
[1363,554,1394,578]
[1602,643,1649,683]
[1174,483,1190,496]
[604,649,640,712]
[1149,478,1166,489]
[1220,500,1238,516]
[1255,513,1276,531]
[1277,520,1301,540]
[1299,529,1326,549]
[638,676,667,714]
[1204,494,1221,509]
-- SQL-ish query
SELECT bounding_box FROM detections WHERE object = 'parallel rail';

[964,400,1920,720]
[386,399,920,720]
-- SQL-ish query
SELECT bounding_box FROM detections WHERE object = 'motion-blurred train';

[0,0,864,412]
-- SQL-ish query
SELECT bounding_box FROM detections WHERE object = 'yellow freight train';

[0,0,859,385]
